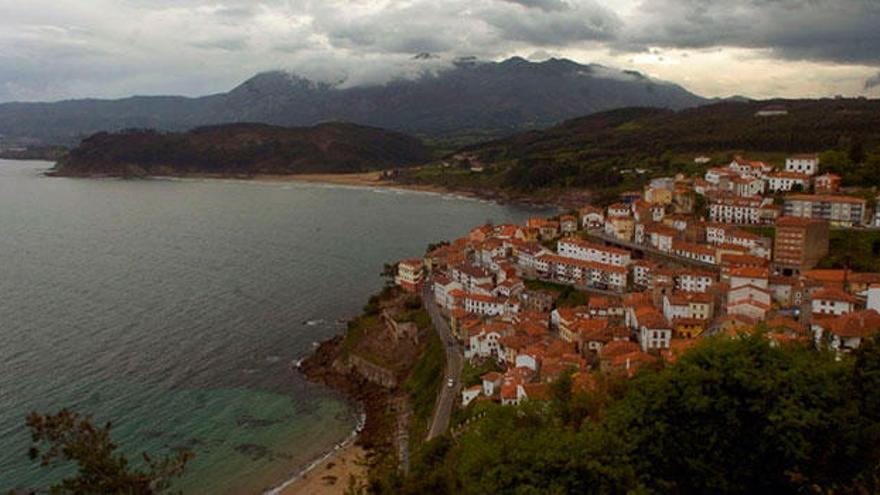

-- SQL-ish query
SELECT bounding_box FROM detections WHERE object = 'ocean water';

[0,160,547,493]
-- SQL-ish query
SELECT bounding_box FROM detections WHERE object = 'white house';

[674,270,715,293]
[785,154,820,176]
[461,385,482,406]
[556,238,631,267]
[433,275,463,310]
[811,288,859,317]
[638,310,672,352]
[766,171,810,193]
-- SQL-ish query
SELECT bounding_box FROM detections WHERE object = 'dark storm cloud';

[622,0,880,65]
[484,1,621,45]
[1,0,878,102]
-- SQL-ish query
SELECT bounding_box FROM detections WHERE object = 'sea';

[0,159,549,494]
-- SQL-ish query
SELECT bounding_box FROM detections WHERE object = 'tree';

[381,262,399,287]
[25,409,193,495]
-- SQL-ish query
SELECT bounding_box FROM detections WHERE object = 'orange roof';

[521,383,552,400]
[482,371,503,382]
[850,273,880,284]
[826,310,880,338]
[600,340,640,359]
[766,317,806,335]
[803,269,847,284]
[623,292,653,307]
[609,351,658,369]
[721,253,769,267]
[639,310,670,329]
[661,339,698,364]
[673,241,715,256]
[729,266,770,279]
[812,287,860,304]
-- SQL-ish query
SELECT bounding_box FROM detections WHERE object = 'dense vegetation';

[51,122,430,177]
[385,334,880,494]
[404,329,445,451]
[818,229,880,273]
[402,99,880,203]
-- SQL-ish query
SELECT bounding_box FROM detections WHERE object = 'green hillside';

[399,98,880,204]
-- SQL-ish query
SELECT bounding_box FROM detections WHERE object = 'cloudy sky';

[1,0,879,102]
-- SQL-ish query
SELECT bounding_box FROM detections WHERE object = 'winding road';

[422,280,464,440]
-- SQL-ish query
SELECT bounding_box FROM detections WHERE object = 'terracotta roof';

[812,287,860,304]
[600,340,640,359]
[765,316,806,335]
[521,383,552,400]
[767,171,810,180]
[729,266,770,279]
[803,269,847,284]
[482,372,503,382]
[661,339,698,364]
[639,309,670,329]
[721,253,769,267]
[673,241,716,256]
[826,310,880,338]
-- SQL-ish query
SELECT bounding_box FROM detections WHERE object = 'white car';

[447,378,454,388]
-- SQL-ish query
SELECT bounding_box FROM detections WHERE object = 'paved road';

[422,281,464,440]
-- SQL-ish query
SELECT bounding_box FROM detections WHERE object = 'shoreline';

[45,168,568,209]
[265,408,367,495]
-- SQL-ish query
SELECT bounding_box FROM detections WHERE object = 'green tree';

[25,409,193,494]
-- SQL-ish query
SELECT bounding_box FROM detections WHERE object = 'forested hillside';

[400,98,880,203]
[50,122,430,177]
[380,334,880,494]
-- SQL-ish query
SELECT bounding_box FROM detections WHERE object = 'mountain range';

[0,57,707,146]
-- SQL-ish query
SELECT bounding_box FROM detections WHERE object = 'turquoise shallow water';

[0,159,547,493]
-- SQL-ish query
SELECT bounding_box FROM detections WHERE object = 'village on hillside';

[394,153,880,407]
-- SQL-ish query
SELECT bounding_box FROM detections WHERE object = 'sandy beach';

[258,171,466,196]
[278,442,368,495]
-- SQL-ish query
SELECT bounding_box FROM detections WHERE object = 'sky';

[1,0,879,103]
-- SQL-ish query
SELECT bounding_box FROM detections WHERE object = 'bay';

[0,159,547,493]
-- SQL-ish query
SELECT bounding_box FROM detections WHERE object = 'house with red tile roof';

[811,287,860,318]
[395,258,424,292]
[637,308,672,352]
[726,284,772,321]
[814,173,841,194]
[729,266,770,289]
[579,205,605,230]
[559,215,578,235]
[822,310,880,354]
[673,241,717,264]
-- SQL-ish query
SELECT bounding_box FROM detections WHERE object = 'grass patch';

[461,360,503,389]
[523,278,587,307]
[395,308,431,330]
[341,314,380,359]
[404,330,446,448]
